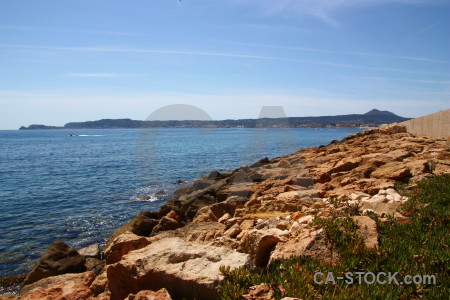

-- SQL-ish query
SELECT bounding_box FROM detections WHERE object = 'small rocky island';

[2,123,449,299]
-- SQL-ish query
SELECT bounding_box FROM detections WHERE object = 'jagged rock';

[238,228,289,266]
[152,210,182,235]
[217,213,231,224]
[217,183,255,201]
[224,224,241,238]
[103,231,151,264]
[89,270,108,296]
[106,237,251,300]
[19,271,95,299]
[106,211,159,248]
[151,211,182,235]
[352,216,378,249]
[371,161,411,181]
[193,196,247,223]
[125,288,172,300]
[270,229,340,264]
[240,219,255,231]
[78,243,100,258]
[85,257,105,275]
[379,123,407,134]
[242,283,275,300]
[22,241,86,286]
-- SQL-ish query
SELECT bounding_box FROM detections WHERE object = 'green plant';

[219,174,450,299]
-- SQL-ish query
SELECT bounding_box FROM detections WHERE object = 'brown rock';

[151,211,182,235]
[22,241,86,286]
[192,196,246,223]
[371,161,411,181]
[224,224,241,238]
[238,228,288,267]
[270,229,340,264]
[240,219,255,231]
[19,271,95,299]
[85,257,105,275]
[106,237,251,300]
[126,288,172,300]
[242,284,275,300]
[106,211,159,248]
[217,183,255,201]
[379,124,407,134]
[103,231,151,264]
[330,157,362,174]
[352,216,378,249]
[89,271,108,296]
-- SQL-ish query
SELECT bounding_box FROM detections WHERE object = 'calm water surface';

[0,128,362,278]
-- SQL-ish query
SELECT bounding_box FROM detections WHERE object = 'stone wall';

[401,109,450,139]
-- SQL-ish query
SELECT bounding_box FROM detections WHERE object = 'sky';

[0,0,449,129]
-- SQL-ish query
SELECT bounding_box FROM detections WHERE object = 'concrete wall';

[401,109,450,139]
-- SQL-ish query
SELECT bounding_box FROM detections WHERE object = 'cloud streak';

[220,41,449,64]
[416,21,442,35]
[0,25,145,36]
[1,43,449,76]
[227,0,437,27]
[67,73,128,78]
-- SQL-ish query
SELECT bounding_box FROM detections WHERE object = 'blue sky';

[0,0,449,129]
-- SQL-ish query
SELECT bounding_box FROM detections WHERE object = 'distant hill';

[19,109,410,130]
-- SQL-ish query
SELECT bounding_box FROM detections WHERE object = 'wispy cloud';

[0,25,145,36]
[227,0,438,27]
[220,41,450,64]
[416,21,442,35]
[67,73,127,78]
[1,43,449,76]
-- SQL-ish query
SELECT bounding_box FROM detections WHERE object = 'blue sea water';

[0,128,362,278]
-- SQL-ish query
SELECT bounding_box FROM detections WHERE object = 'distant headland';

[19,109,409,130]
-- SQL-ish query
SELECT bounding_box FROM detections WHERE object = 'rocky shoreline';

[1,124,449,300]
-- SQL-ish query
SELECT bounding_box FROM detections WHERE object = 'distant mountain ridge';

[19,109,410,130]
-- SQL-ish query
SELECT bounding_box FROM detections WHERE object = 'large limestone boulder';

[103,231,151,264]
[22,241,86,286]
[106,237,251,300]
[19,271,95,299]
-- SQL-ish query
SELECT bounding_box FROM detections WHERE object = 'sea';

[0,128,363,280]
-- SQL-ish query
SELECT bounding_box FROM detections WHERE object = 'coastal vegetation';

[219,174,450,299]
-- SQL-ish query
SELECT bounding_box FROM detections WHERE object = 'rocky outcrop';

[270,228,340,264]
[106,237,251,300]
[19,271,96,299]
[13,124,449,300]
[103,231,151,264]
[301,124,449,198]
[106,212,160,248]
[22,241,86,286]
